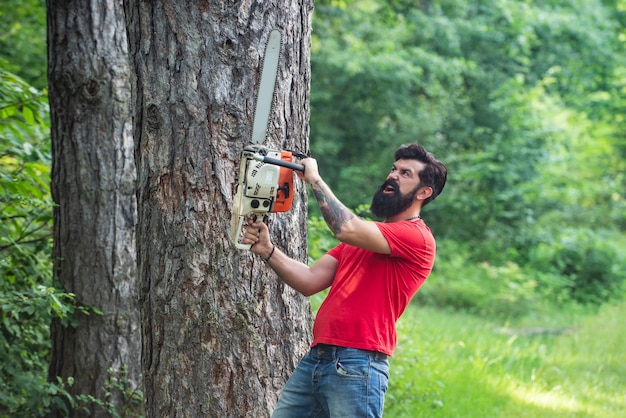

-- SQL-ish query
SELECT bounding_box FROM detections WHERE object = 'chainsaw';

[230,29,305,249]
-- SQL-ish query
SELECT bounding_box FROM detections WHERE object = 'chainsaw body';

[230,145,301,249]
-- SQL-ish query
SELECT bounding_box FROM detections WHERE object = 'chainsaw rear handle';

[252,154,305,172]
[233,214,252,250]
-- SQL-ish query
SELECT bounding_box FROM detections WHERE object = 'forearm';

[243,216,335,294]
[265,247,332,297]
[310,178,355,237]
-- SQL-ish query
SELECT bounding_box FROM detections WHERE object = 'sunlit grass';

[385,302,626,417]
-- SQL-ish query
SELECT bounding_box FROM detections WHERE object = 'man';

[242,144,447,417]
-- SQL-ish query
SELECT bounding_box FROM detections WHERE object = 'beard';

[370,180,421,219]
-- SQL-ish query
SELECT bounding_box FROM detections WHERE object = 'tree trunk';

[47,0,142,416]
[125,1,314,416]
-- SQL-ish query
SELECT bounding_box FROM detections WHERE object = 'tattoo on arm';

[312,180,355,235]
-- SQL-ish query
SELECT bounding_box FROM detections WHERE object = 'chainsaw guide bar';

[251,29,281,144]
[230,30,305,250]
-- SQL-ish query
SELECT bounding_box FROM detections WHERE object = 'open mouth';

[381,181,397,194]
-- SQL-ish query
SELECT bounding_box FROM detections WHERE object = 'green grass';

[385,302,626,417]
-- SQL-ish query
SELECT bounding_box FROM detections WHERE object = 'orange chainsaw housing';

[273,151,295,213]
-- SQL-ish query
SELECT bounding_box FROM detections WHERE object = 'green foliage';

[54,367,144,418]
[311,0,470,207]
[415,240,553,318]
[416,236,626,316]
[0,69,71,417]
[528,229,626,304]
[1,69,52,264]
[0,287,75,417]
[311,0,626,274]
[0,0,47,88]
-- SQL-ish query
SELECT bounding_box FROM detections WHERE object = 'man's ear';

[416,186,433,201]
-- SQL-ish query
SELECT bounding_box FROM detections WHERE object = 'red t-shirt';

[311,219,436,356]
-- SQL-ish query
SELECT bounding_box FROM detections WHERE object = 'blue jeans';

[272,344,390,418]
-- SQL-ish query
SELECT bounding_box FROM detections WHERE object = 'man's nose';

[387,171,399,181]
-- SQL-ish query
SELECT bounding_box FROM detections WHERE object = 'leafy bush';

[417,229,626,317]
[51,367,144,418]
[0,69,77,417]
[416,240,544,317]
[527,228,626,305]
[0,286,76,417]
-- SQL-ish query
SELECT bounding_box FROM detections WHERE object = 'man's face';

[370,159,425,219]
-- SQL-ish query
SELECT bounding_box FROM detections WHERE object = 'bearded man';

[242,144,447,418]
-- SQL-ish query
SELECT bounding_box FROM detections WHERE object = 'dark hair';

[395,144,447,207]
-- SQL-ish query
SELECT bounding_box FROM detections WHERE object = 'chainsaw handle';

[254,155,305,172]
[233,215,252,250]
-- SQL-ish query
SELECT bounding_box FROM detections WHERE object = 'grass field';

[385,302,626,417]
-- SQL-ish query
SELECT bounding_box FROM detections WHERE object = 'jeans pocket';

[335,359,369,379]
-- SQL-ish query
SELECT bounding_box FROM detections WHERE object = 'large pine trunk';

[47,0,142,416]
[124,1,314,416]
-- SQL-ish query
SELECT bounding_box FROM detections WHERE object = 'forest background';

[1,0,625,417]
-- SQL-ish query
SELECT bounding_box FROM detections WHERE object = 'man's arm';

[266,249,338,297]
[242,218,337,296]
[300,159,391,254]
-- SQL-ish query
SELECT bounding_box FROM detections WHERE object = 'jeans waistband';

[311,344,388,361]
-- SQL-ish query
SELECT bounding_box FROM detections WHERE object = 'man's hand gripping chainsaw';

[229,145,305,249]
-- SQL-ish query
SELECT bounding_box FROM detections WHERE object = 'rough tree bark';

[124,1,314,416]
[47,0,142,416]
